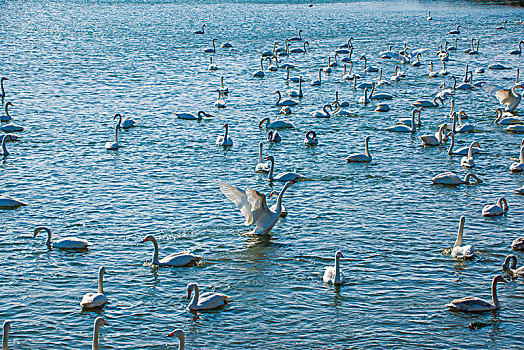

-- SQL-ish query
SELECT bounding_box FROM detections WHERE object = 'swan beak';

[140,238,147,243]
[167,331,176,337]
[338,252,344,258]
[187,290,192,299]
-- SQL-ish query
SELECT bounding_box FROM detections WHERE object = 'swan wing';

[245,187,271,225]
[160,252,201,266]
[323,266,335,283]
[53,238,90,249]
[219,181,253,225]
[446,297,493,311]
[197,292,229,310]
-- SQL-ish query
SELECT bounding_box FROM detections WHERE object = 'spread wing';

[219,181,253,225]
[482,83,512,104]
[245,187,271,226]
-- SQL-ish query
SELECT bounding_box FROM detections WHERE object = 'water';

[1,0,524,348]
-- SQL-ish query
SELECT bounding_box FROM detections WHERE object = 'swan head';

[3,320,10,332]
[335,251,344,259]
[1,77,8,82]
[94,317,108,328]
[141,234,156,243]
[502,255,517,271]
[264,155,274,162]
[223,123,228,129]
[258,117,270,128]
[99,266,107,275]
[113,113,122,120]
[365,136,370,141]
[471,141,481,149]
[167,329,185,339]
[33,226,51,238]
[458,110,468,118]
[186,283,197,298]
[493,275,507,285]
[5,101,12,108]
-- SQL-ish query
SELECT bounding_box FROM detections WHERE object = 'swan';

[420,124,447,146]
[0,135,13,156]
[208,57,218,70]
[390,65,402,81]
[0,123,23,132]
[436,83,453,100]
[204,38,217,53]
[114,113,135,129]
[448,38,459,51]
[286,77,303,98]
[510,144,524,172]
[475,67,485,74]
[216,123,233,146]
[141,235,200,267]
[329,53,339,67]
[464,38,476,54]
[267,57,278,71]
[510,40,524,55]
[376,69,390,86]
[34,226,90,249]
[439,60,449,76]
[81,266,109,309]
[265,155,304,182]
[167,329,185,349]
[375,103,390,112]
[452,111,474,133]
[332,102,357,116]
[310,68,322,86]
[502,255,524,277]
[0,101,12,122]
[448,25,461,35]
[398,108,423,127]
[253,58,265,77]
[411,53,422,67]
[496,20,507,30]
[289,29,303,41]
[469,39,480,55]
[355,76,372,89]
[342,62,357,80]
[357,88,370,105]
[387,109,417,133]
[428,61,438,78]
[0,194,26,209]
[193,24,205,35]
[482,197,508,217]
[0,77,8,99]
[379,44,394,59]
[461,141,480,168]
[447,132,481,156]
[346,136,372,163]
[304,131,318,145]
[311,104,332,118]
[218,76,229,94]
[285,67,305,83]
[280,106,291,114]
[337,38,354,52]
[255,142,271,173]
[259,117,294,129]
[274,90,298,106]
[505,124,524,133]
[450,75,474,90]
[267,130,281,143]
[482,82,523,112]
[219,180,294,235]
[427,11,432,20]
[360,55,378,72]
[176,111,213,121]
[431,172,482,185]
[369,82,394,100]
[261,42,278,57]
[511,237,524,250]
[516,186,524,195]
[186,283,229,311]
[92,317,108,350]
[289,41,309,54]
[213,90,226,108]
[489,63,511,70]
[333,91,349,107]
[2,320,10,350]
[323,251,346,285]
[105,122,119,150]
[450,216,474,259]
[446,276,507,313]
[275,39,289,55]
[322,57,332,74]
[412,96,443,108]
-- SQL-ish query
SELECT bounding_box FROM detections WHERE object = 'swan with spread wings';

[219,181,294,235]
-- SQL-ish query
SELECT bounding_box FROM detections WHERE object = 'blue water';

[1,0,524,348]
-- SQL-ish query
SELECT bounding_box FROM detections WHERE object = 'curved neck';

[189,284,199,309]
[455,219,464,248]
[268,157,275,180]
[223,125,228,140]
[0,80,4,98]
[492,279,501,308]
[451,76,456,89]
[410,110,416,133]
[369,83,375,97]
[4,103,9,117]
[499,198,508,212]
[92,323,100,350]
[1,136,8,155]
[364,138,370,157]
[334,255,341,284]
[275,181,292,211]
[98,269,104,294]
[42,227,53,245]
[467,143,474,158]
[151,237,160,264]
[275,91,281,105]
[178,334,185,350]
[2,324,8,350]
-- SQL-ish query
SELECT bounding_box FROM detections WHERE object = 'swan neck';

[268,157,274,180]
[4,103,9,117]
[151,237,160,264]
[468,143,474,158]
[223,124,228,140]
[275,181,292,210]
[189,284,199,309]
[411,110,416,133]
[1,136,8,155]
[178,334,185,350]
[492,278,501,308]
[43,228,52,246]
[258,143,263,163]
[455,219,464,248]
[98,268,104,294]
[0,80,4,98]
[92,323,100,350]
[115,124,119,143]
[520,146,524,163]
[448,132,454,155]
[275,91,281,105]
[334,255,341,284]
[365,138,370,157]
[2,324,8,350]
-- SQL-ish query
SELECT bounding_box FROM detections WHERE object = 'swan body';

[105,123,119,150]
[489,64,511,70]
[311,104,332,118]
[0,101,12,122]
[482,197,508,217]
[375,103,390,112]
[274,90,298,106]
[176,111,212,121]
[0,123,23,132]
[267,130,281,143]
[34,226,90,249]
[322,57,332,74]
[216,123,233,146]
[92,317,108,350]
[187,283,229,311]
[376,69,391,86]
[219,180,294,235]
[286,78,303,98]
[451,216,474,259]
[447,132,481,156]
[323,251,346,285]
[81,267,108,309]
[253,58,265,77]
[360,55,378,72]
[289,29,303,41]
[412,96,442,108]
[358,88,370,105]
[398,108,422,127]
[167,329,185,350]
[0,194,27,209]
[446,276,507,313]
[0,135,13,156]
[208,57,218,70]
[304,131,318,145]
[431,172,482,185]
[213,90,226,108]
[448,25,461,35]
[387,109,417,133]
[482,83,523,112]
[460,141,480,168]
[346,136,372,163]
[510,143,524,172]
[113,113,135,129]
[255,142,271,173]
[510,40,523,55]
[505,124,524,133]
[420,124,446,146]
[259,117,294,129]
[221,42,233,48]
[266,155,304,182]
[495,109,522,125]
[218,76,229,94]
[193,24,205,35]
[502,255,524,277]
[369,82,394,100]
[142,235,200,267]
[280,106,291,114]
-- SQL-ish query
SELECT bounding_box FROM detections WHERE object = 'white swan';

[216,123,233,146]
[460,141,480,168]
[450,75,474,90]
[289,29,303,41]
[360,55,379,72]
[451,111,474,133]
[447,132,481,156]
[0,194,26,209]
[439,60,449,76]
[221,42,233,48]
[266,155,304,182]
[412,96,443,108]
[505,124,524,133]
[446,276,507,312]
[451,216,474,259]
[0,135,13,156]
[496,20,507,30]
[311,104,332,118]
[482,83,523,111]
[255,142,271,173]
[376,69,390,86]
[186,283,229,310]
[390,65,402,82]
[286,77,303,98]
[114,113,135,129]
[428,62,438,78]
[253,58,265,77]
[510,40,524,55]
[369,82,394,100]
[267,130,281,143]
[346,136,372,163]
[398,108,422,127]
[280,106,291,114]
[357,88,370,105]
[427,11,432,20]
[488,63,511,70]
[81,267,108,309]
[213,90,226,108]
[274,90,298,106]
[495,108,522,125]
[310,68,322,86]
[482,197,508,217]
[431,172,482,185]
[322,57,332,74]
[208,57,218,70]
[217,76,229,95]
[290,41,309,54]
[323,251,346,285]
[219,180,294,235]
[92,317,108,350]
[261,42,278,57]
[167,329,185,349]
[420,124,447,146]
[333,91,349,107]
[204,38,217,53]
[448,25,461,35]
[34,226,90,249]
[411,53,422,67]
[0,101,12,122]
[0,77,8,99]
[502,255,524,277]
[304,131,318,145]
[176,111,213,121]
[510,143,524,172]
[258,117,294,129]
[387,109,417,133]
[105,122,119,150]
[511,237,524,250]
[448,38,459,51]
[141,235,200,267]
[193,24,205,35]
